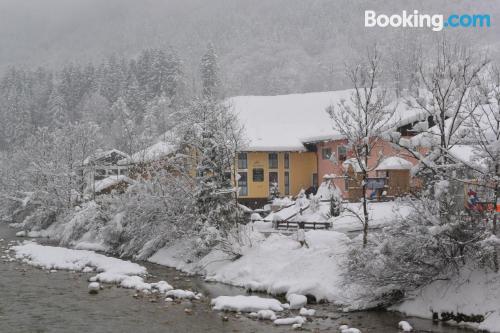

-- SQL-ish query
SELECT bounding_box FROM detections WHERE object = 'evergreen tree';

[200,43,220,99]
[48,90,68,129]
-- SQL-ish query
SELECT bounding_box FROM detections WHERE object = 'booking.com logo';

[365,10,491,31]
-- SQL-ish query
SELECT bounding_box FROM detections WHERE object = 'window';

[269,152,278,169]
[284,171,290,195]
[238,152,247,169]
[269,171,278,195]
[284,152,290,169]
[108,168,119,176]
[238,172,248,196]
[337,146,347,162]
[253,168,264,182]
[321,148,332,160]
[312,173,318,188]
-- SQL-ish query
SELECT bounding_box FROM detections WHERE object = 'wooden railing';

[275,221,331,230]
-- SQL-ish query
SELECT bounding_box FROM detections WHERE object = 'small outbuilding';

[375,156,413,197]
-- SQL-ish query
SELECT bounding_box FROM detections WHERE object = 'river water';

[0,223,476,333]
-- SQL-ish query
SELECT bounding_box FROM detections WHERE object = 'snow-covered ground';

[261,200,411,233]
[10,241,177,293]
[393,267,500,332]
[150,229,362,306]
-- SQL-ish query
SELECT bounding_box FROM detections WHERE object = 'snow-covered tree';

[200,43,220,99]
[110,97,139,154]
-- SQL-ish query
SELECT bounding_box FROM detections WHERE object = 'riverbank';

[149,226,500,332]
[1,222,478,333]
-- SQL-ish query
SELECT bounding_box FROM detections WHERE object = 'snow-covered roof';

[375,156,413,171]
[447,145,490,171]
[229,90,426,151]
[342,158,365,173]
[83,149,129,166]
[118,141,175,165]
[229,90,352,151]
[94,175,134,193]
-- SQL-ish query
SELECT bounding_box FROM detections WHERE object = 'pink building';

[303,137,418,199]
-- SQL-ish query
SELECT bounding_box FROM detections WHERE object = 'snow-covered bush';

[106,173,198,259]
[345,188,496,307]
[57,201,105,246]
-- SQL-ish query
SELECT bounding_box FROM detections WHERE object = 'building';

[230,90,425,204]
[118,89,427,206]
[81,149,130,196]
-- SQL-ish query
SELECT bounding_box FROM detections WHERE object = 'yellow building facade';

[236,151,318,207]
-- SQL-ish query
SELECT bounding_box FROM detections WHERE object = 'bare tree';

[327,47,395,247]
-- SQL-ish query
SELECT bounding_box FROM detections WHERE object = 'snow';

[230,90,423,151]
[299,307,316,316]
[343,158,365,173]
[74,241,108,252]
[118,141,175,165]
[375,156,413,170]
[88,282,100,293]
[331,201,412,233]
[250,213,262,221]
[398,321,413,331]
[273,316,306,325]
[211,295,285,312]
[94,175,134,193]
[205,230,351,302]
[448,145,489,171]
[83,149,129,166]
[165,289,197,300]
[151,281,174,293]
[9,242,165,292]
[255,309,277,320]
[340,328,362,333]
[393,267,500,332]
[287,293,307,309]
[229,91,348,151]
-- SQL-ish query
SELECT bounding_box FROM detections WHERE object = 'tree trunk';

[362,173,369,248]
[493,182,499,272]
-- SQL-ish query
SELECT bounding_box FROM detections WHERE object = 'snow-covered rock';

[82,266,94,273]
[165,289,197,300]
[299,307,316,316]
[151,281,173,293]
[398,321,413,331]
[287,293,307,309]
[342,329,361,333]
[211,295,285,312]
[256,309,277,320]
[88,282,100,294]
[273,316,306,325]
[339,326,361,333]
[119,275,151,291]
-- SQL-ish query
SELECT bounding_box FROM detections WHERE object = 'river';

[0,223,476,333]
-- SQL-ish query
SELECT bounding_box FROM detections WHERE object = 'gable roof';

[229,90,426,152]
[375,156,413,171]
[118,141,176,165]
[83,149,129,166]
